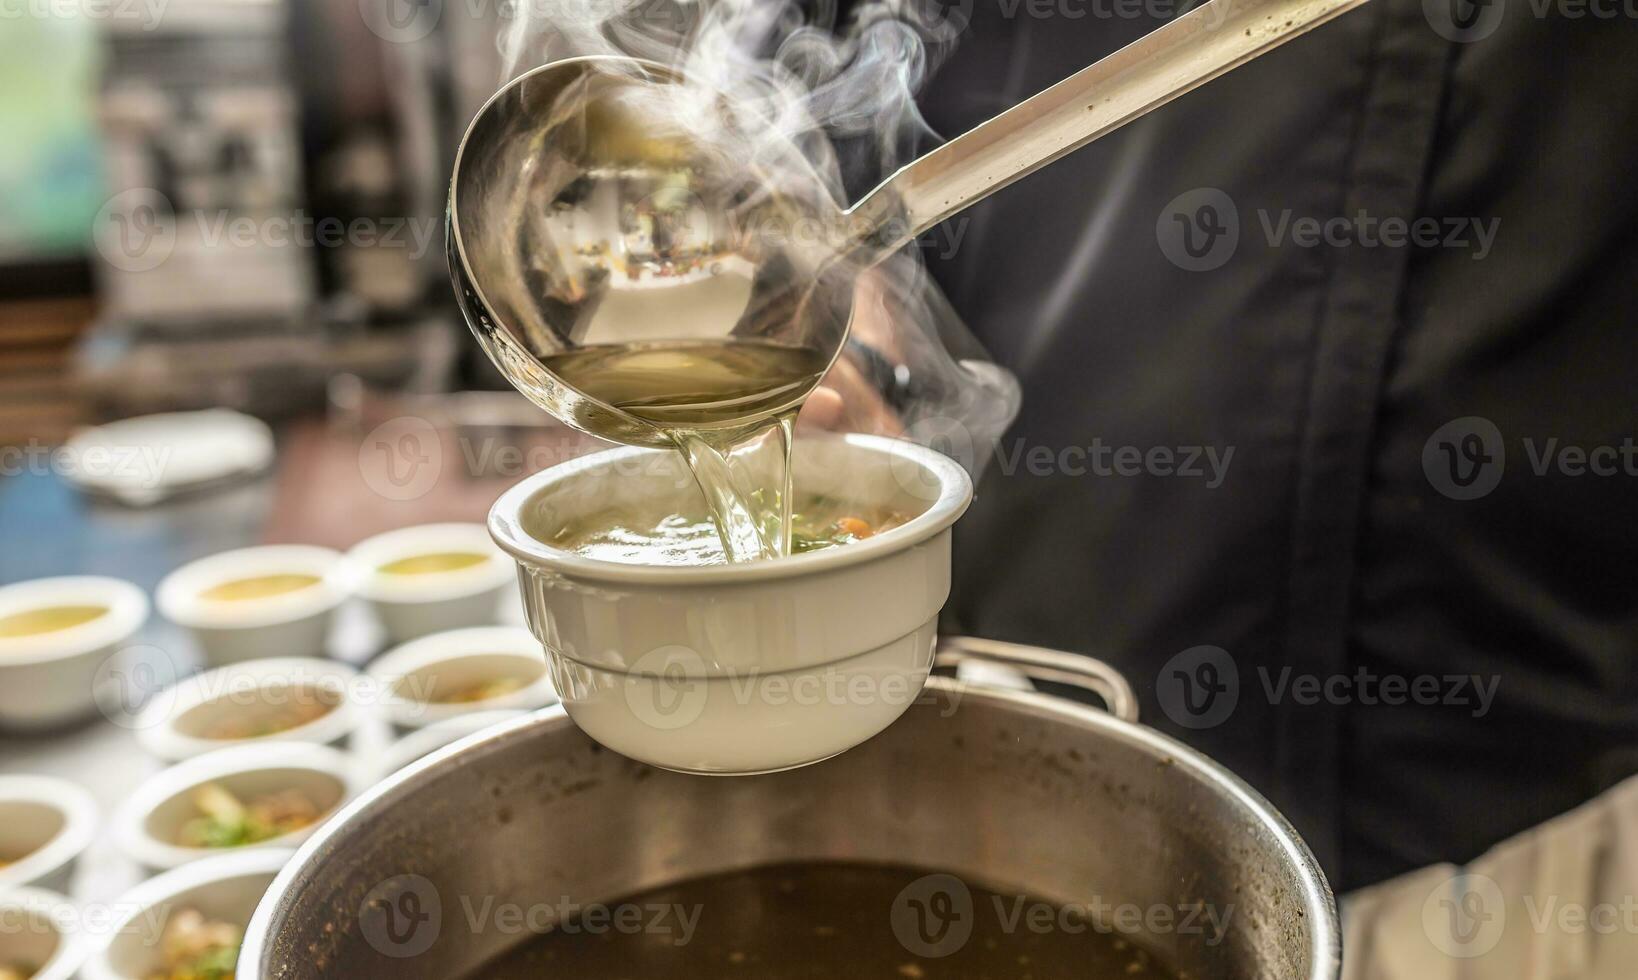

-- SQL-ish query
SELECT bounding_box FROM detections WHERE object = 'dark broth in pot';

[467,862,1178,979]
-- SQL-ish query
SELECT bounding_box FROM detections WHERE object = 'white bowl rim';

[0,776,99,891]
[366,627,556,726]
[114,742,357,871]
[156,546,351,630]
[82,848,294,980]
[0,886,83,980]
[135,658,363,762]
[0,576,149,664]
[346,523,512,602]
[488,433,973,586]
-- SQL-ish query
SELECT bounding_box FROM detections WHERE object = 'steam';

[496,0,1021,475]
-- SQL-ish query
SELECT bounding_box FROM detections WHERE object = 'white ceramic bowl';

[0,777,98,894]
[0,576,149,730]
[113,743,357,872]
[488,433,973,775]
[135,658,363,762]
[82,849,291,980]
[347,523,514,644]
[0,888,83,980]
[373,709,527,780]
[366,626,556,734]
[156,546,351,666]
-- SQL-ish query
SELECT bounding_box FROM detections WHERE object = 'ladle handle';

[845,0,1372,253]
[937,636,1140,723]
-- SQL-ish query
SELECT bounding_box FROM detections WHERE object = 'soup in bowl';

[0,576,149,730]
[84,849,291,980]
[0,776,99,894]
[136,658,362,762]
[157,547,351,665]
[487,434,972,775]
[115,743,356,872]
[0,889,82,980]
[348,524,514,644]
[367,626,556,734]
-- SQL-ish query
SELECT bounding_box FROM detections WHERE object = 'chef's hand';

[797,275,905,436]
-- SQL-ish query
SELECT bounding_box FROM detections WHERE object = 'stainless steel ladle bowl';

[448,0,1371,448]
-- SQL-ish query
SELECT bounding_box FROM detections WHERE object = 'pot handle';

[936,636,1140,724]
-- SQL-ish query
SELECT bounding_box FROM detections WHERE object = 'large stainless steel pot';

[242,639,1339,979]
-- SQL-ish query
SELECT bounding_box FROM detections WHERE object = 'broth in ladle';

[467,862,1177,980]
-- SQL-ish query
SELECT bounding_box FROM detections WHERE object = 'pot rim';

[240,671,1339,980]
[487,432,973,586]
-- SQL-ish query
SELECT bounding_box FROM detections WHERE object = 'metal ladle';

[450,0,1370,448]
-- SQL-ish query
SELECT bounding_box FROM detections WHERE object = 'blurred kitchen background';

[0,0,594,575]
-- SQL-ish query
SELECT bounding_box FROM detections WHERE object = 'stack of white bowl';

[0,523,561,980]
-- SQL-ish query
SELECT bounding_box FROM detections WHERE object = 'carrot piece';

[836,517,873,539]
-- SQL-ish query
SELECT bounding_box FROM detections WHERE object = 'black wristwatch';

[845,337,916,413]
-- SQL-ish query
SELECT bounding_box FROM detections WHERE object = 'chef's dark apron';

[917,0,1638,890]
